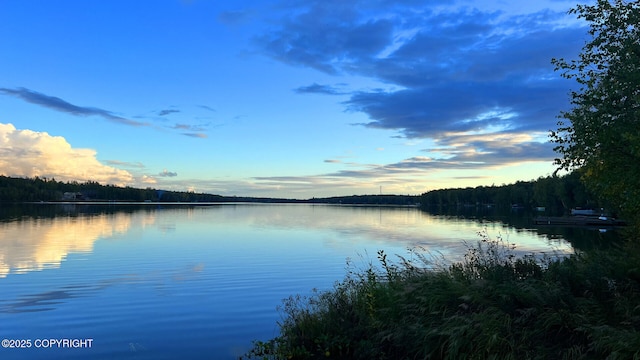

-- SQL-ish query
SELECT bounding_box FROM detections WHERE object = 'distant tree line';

[0,176,422,205]
[0,175,390,204]
[420,171,606,216]
[308,194,420,206]
[0,176,301,203]
[0,172,607,215]
[0,176,227,202]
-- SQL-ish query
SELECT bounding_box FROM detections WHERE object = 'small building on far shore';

[62,192,85,201]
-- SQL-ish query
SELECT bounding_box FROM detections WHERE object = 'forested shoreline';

[419,171,606,216]
[0,175,295,203]
[0,173,600,216]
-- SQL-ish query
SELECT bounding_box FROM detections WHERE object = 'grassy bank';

[242,231,640,360]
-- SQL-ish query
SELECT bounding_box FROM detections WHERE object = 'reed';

[241,231,640,360]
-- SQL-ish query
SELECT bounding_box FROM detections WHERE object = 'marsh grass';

[242,230,640,360]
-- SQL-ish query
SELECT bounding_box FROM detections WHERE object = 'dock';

[533,215,626,226]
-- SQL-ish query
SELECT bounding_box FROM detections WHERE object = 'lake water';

[0,203,598,359]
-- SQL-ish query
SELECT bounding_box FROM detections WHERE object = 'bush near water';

[242,231,640,360]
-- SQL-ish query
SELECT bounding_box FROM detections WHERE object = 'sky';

[0,0,591,199]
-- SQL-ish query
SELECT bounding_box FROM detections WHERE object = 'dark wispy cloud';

[158,169,178,177]
[172,123,208,131]
[198,105,216,113]
[182,132,208,139]
[158,109,180,116]
[295,83,349,95]
[0,87,148,127]
[172,123,210,139]
[256,9,395,74]
[344,79,569,138]
[1,87,213,139]
[252,0,585,157]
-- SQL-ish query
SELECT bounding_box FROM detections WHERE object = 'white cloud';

[0,123,134,186]
[140,175,157,184]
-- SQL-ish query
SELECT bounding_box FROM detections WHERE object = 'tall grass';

[241,231,640,360]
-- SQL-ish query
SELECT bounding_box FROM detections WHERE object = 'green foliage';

[420,172,598,215]
[551,0,640,226]
[242,231,640,360]
[0,175,280,202]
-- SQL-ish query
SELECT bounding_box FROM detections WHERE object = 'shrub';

[241,231,640,360]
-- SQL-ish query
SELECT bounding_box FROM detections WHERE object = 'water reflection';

[5,287,86,313]
[0,204,584,279]
[423,206,624,252]
[0,211,138,277]
[0,203,611,360]
[219,204,575,259]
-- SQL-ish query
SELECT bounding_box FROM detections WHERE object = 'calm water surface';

[0,203,584,359]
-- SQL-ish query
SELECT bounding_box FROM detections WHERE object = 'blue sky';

[0,0,589,198]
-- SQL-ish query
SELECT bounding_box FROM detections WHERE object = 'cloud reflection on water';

[0,213,136,277]
[0,204,574,280]
[224,204,573,259]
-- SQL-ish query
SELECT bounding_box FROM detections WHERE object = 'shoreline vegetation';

[241,231,640,360]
